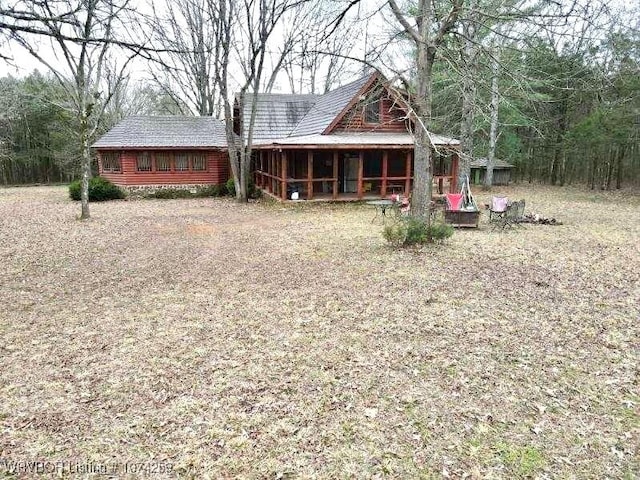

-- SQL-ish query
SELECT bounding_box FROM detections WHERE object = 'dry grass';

[0,184,638,479]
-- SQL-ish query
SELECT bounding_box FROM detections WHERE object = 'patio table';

[366,199,397,223]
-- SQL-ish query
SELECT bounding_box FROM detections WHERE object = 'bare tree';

[458,0,479,187]
[212,0,310,201]
[8,0,139,219]
[277,3,357,94]
[148,0,221,116]
[388,0,464,219]
[485,51,499,188]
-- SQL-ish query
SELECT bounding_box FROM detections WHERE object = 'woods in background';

[0,0,638,191]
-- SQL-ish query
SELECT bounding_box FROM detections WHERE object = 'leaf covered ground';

[0,185,638,479]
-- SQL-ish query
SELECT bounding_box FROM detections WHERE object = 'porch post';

[381,151,388,197]
[451,151,459,193]
[265,151,270,193]
[357,151,364,199]
[332,152,339,200]
[404,150,411,196]
[307,151,313,200]
[281,150,287,200]
[272,151,276,194]
[262,150,267,189]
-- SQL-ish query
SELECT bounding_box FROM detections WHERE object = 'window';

[156,152,171,171]
[364,98,381,124]
[136,152,151,172]
[175,153,189,171]
[192,153,206,171]
[101,152,121,172]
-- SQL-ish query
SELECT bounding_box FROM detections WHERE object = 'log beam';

[333,152,339,200]
[451,151,459,192]
[281,151,287,200]
[357,151,364,199]
[381,151,388,197]
[307,151,313,200]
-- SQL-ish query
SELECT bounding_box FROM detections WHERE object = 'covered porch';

[253,147,459,201]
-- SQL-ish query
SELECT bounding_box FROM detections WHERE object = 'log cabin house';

[93,72,460,200]
[244,72,460,200]
[92,116,230,191]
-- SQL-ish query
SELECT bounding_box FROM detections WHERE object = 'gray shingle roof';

[242,94,317,141]
[470,157,514,169]
[92,116,228,148]
[289,75,372,136]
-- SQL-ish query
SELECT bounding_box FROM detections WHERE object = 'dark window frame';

[136,151,152,172]
[155,152,172,172]
[364,98,381,124]
[191,153,207,171]
[101,152,122,173]
[174,153,189,172]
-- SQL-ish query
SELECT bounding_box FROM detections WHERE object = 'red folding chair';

[445,193,464,211]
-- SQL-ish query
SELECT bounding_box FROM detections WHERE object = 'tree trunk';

[615,144,624,189]
[458,1,478,188]
[605,146,615,190]
[589,153,596,190]
[410,42,435,222]
[559,149,566,186]
[80,131,91,220]
[550,100,567,185]
[485,54,499,190]
[413,127,433,220]
[79,103,91,219]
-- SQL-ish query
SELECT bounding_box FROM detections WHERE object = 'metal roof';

[92,116,228,149]
[470,157,514,169]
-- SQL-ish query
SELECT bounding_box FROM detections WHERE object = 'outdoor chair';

[513,199,526,227]
[488,196,509,221]
[491,200,523,230]
[445,193,464,211]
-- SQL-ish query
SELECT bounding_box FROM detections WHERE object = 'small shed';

[470,157,514,185]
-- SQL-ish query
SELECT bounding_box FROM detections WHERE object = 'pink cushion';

[446,193,464,211]
[491,196,509,212]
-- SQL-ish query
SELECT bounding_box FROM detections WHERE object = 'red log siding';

[333,97,409,133]
[98,150,229,186]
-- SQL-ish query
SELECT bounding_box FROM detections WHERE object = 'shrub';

[224,178,261,199]
[196,184,225,197]
[249,183,262,199]
[383,222,406,247]
[225,178,236,197]
[69,177,124,202]
[428,222,454,242]
[383,216,454,247]
[403,216,429,246]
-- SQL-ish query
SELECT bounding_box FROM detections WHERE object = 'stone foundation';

[122,184,217,198]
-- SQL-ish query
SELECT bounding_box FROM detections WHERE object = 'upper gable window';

[364,98,381,124]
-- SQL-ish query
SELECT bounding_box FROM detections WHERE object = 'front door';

[342,154,359,193]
